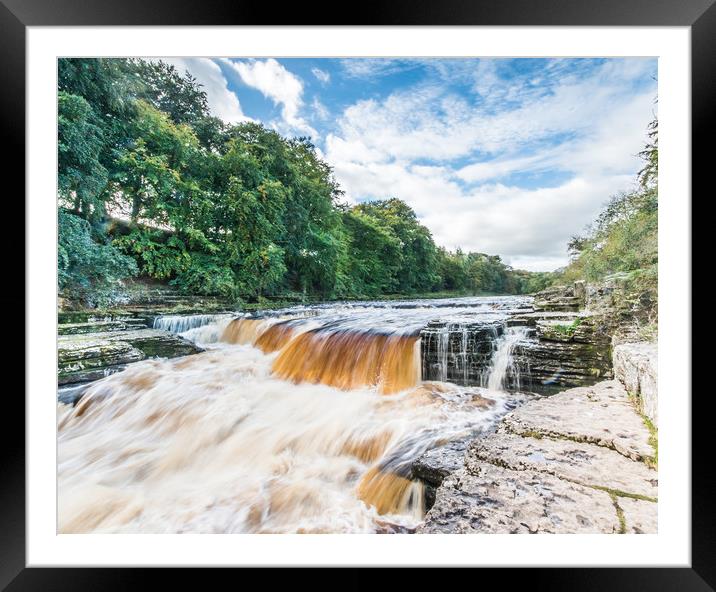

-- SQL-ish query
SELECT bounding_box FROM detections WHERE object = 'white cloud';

[311,67,330,84]
[152,57,249,123]
[331,156,636,271]
[154,57,656,272]
[222,58,316,136]
[324,59,656,271]
[311,97,330,121]
[339,58,419,79]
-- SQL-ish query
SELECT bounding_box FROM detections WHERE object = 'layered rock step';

[58,328,202,386]
[420,321,504,385]
[418,380,657,534]
[420,312,612,392]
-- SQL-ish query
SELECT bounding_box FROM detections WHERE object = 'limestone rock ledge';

[613,342,658,427]
[418,380,657,534]
[58,329,202,386]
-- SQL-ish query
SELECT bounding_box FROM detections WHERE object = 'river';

[58,296,537,533]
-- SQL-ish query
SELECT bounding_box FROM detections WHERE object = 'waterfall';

[272,330,422,395]
[435,326,450,382]
[153,313,231,334]
[57,344,514,534]
[58,295,533,534]
[486,326,529,391]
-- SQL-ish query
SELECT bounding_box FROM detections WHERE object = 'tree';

[58,209,138,306]
[58,92,108,221]
[134,60,209,126]
[57,57,541,306]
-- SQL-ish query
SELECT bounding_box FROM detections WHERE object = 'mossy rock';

[57,329,203,386]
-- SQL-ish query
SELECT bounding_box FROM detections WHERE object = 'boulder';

[612,342,658,426]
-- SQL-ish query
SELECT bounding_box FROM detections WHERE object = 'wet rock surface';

[411,438,473,509]
[58,328,202,386]
[511,315,613,391]
[421,315,612,392]
[420,321,505,385]
[58,318,150,335]
[419,380,657,534]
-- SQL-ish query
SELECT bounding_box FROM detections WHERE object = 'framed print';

[5,0,707,586]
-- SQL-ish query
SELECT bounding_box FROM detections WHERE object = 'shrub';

[58,209,138,306]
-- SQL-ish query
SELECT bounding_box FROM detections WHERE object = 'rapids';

[58,296,533,533]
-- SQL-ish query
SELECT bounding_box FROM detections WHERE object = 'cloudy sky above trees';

[155,57,657,271]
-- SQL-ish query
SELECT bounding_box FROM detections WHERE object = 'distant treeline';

[58,58,552,307]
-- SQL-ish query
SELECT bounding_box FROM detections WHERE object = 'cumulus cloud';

[222,58,316,136]
[325,58,656,271]
[160,56,656,272]
[153,57,248,123]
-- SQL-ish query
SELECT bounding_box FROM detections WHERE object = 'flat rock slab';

[467,431,657,499]
[619,497,657,534]
[418,464,620,534]
[503,381,654,462]
[419,379,658,534]
[58,329,202,386]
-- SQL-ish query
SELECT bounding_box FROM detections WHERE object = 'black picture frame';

[3,0,705,587]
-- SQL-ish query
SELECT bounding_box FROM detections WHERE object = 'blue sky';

[156,57,657,271]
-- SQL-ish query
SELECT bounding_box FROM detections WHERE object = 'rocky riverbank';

[58,321,203,388]
[417,344,658,534]
[420,284,614,392]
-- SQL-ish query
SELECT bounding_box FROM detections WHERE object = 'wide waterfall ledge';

[57,295,623,534]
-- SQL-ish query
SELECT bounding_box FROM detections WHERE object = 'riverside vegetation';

[58,58,552,310]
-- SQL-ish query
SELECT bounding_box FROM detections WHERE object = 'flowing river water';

[58,296,536,533]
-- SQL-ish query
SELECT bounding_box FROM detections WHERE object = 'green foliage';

[564,190,657,283]
[552,318,582,336]
[434,248,552,295]
[350,199,441,294]
[57,57,549,306]
[171,253,237,299]
[113,230,190,279]
[133,60,209,126]
[57,92,108,219]
[58,210,138,306]
[339,209,402,297]
[564,115,657,284]
[560,115,658,338]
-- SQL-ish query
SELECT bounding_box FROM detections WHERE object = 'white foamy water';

[153,313,233,334]
[487,326,531,391]
[58,296,532,534]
